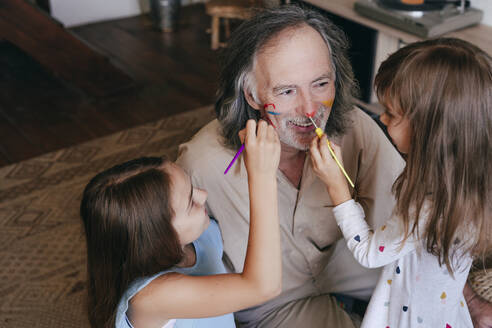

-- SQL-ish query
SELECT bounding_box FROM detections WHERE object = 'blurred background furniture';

[205,0,262,49]
[298,0,492,112]
[0,0,134,98]
[0,3,218,166]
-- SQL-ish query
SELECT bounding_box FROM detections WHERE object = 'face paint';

[274,103,329,151]
[322,99,334,108]
[263,103,281,115]
[306,99,332,120]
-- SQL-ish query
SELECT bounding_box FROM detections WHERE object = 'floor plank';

[0,4,218,167]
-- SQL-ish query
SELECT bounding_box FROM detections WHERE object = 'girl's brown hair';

[375,38,492,273]
[80,157,183,328]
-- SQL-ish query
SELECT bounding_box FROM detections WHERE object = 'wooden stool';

[205,0,260,50]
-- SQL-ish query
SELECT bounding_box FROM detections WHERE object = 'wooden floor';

[0,4,219,167]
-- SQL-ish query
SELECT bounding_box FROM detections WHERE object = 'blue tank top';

[115,219,236,328]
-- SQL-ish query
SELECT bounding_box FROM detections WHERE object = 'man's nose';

[298,92,318,117]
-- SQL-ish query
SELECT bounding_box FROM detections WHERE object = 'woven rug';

[0,105,215,328]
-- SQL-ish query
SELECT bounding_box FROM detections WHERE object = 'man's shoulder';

[344,106,404,172]
[341,107,390,147]
[176,119,232,173]
[347,106,383,137]
[188,118,222,143]
[343,106,401,154]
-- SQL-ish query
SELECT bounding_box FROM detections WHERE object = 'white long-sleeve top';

[333,200,473,328]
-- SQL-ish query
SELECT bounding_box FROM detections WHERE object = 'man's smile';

[288,120,316,132]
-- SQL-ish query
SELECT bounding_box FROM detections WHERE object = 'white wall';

[51,0,146,27]
[473,0,492,26]
[50,0,202,27]
[51,0,492,28]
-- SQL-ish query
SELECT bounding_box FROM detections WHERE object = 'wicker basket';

[469,269,492,303]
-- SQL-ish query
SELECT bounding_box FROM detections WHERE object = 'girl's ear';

[243,89,261,110]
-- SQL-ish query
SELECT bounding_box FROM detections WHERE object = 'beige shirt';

[176,108,405,323]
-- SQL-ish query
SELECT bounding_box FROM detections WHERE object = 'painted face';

[379,102,411,154]
[167,163,209,246]
[250,25,336,151]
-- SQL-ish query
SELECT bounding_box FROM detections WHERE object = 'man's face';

[248,25,336,151]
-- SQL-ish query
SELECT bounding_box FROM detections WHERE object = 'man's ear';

[243,89,261,110]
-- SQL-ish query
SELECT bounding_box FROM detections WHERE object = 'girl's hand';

[309,134,351,205]
[239,119,280,178]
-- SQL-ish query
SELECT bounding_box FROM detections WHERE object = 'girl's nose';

[195,188,208,205]
[379,113,389,126]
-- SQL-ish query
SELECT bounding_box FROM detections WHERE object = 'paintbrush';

[307,115,355,188]
[224,115,276,175]
[224,144,245,175]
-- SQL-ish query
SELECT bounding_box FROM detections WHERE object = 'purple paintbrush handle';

[224,143,245,175]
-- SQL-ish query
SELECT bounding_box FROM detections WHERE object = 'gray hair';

[215,4,359,149]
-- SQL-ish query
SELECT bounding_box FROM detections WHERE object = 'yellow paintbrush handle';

[326,140,355,188]
[315,128,355,188]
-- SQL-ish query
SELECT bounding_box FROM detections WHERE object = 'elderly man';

[176,5,490,327]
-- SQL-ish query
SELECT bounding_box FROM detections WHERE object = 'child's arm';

[332,199,418,268]
[241,119,282,298]
[309,134,352,206]
[130,120,281,324]
[310,134,418,268]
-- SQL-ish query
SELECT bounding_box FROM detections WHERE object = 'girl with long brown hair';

[309,38,491,327]
[80,120,281,328]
